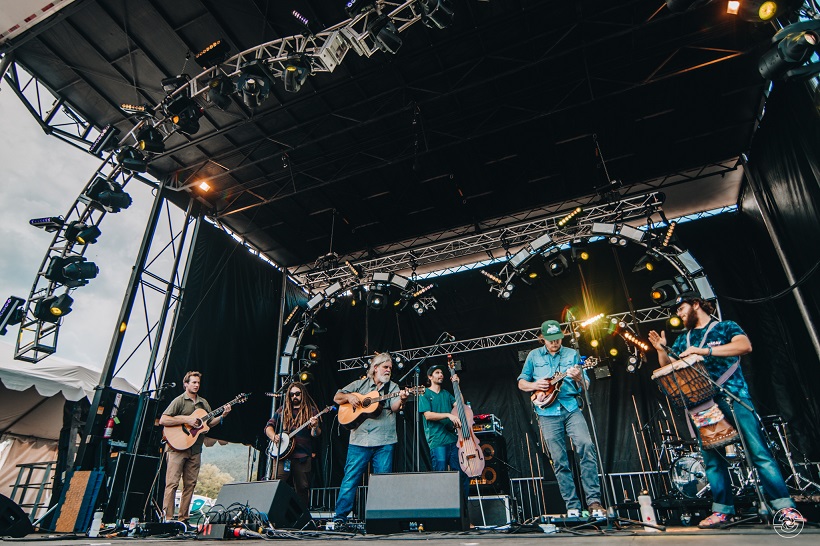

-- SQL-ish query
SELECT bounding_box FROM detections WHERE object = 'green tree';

[194,463,234,499]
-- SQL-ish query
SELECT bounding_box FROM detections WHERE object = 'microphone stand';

[661,346,770,527]
[567,320,665,533]
[266,382,291,480]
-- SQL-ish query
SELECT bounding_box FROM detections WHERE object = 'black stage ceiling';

[6,0,774,268]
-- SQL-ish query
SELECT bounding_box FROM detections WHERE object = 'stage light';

[547,254,569,277]
[667,315,684,332]
[325,282,344,298]
[367,290,387,310]
[237,60,274,108]
[299,371,314,384]
[64,221,101,245]
[736,0,792,22]
[590,339,599,348]
[527,271,538,280]
[284,306,299,325]
[619,224,645,244]
[727,0,740,14]
[608,235,627,247]
[570,240,589,262]
[136,126,165,154]
[609,347,619,357]
[86,177,132,213]
[632,254,656,273]
[302,345,320,362]
[116,146,147,173]
[89,124,121,156]
[391,275,411,290]
[626,355,639,373]
[759,21,820,80]
[591,222,617,235]
[345,260,365,279]
[34,294,73,322]
[161,74,190,94]
[45,256,98,288]
[650,276,693,308]
[206,75,235,110]
[509,248,531,269]
[501,283,515,300]
[481,270,503,284]
[676,250,703,275]
[283,58,310,93]
[198,181,211,192]
[621,330,650,352]
[195,39,230,69]
[580,313,605,328]
[306,292,325,311]
[368,14,402,54]
[393,354,406,370]
[29,216,64,232]
[0,296,25,336]
[530,232,553,252]
[662,221,677,247]
[557,207,582,228]
[372,271,392,284]
[120,103,154,116]
[166,95,204,135]
[419,0,455,29]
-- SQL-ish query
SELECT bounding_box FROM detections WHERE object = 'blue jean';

[538,409,601,511]
[334,443,394,520]
[431,442,471,501]
[701,396,794,515]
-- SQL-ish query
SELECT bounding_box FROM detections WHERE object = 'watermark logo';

[773,507,804,539]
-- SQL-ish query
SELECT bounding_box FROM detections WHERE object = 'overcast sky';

[0,85,161,387]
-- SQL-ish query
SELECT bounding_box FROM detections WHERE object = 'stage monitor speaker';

[103,453,164,523]
[0,493,33,538]
[365,471,467,534]
[214,481,309,529]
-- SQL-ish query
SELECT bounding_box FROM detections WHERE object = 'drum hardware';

[763,415,820,494]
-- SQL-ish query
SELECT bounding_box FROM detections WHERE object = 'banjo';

[266,405,336,460]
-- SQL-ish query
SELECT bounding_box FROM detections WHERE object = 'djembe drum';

[651,356,738,450]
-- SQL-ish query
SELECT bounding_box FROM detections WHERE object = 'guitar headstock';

[233,392,250,404]
[406,385,426,396]
[581,357,599,369]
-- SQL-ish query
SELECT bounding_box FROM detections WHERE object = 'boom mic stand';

[566,319,665,532]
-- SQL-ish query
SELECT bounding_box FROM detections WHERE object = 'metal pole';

[264,267,290,480]
[742,154,820,362]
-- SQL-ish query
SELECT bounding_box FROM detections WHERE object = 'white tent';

[0,344,136,518]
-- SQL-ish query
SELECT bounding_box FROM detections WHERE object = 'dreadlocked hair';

[281,382,319,431]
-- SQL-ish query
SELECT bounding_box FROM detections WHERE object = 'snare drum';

[669,454,709,498]
[651,357,739,450]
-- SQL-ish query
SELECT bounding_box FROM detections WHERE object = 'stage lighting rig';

[650,276,694,308]
[557,207,582,228]
[195,40,230,69]
[345,0,376,17]
[120,103,154,117]
[116,146,147,173]
[45,256,99,288]
[419,0,455,29]
[367,289,387,310]
[86,177,132,213]
[237,60,274,108]
[136,126,165,154]
[34,294,73,323]
[206,74,235,110]
[89,124,121,156]
[662,221,677,247]
[632,253,657,273]
[759,20,820,81]
[580,313,605,328]
[413,296,437,315]
[345,260,365,279]
[302,345,320,363]
[161,74,191,95]
[166,95,204,135]
[570,239,589,262]
[500,282,515,300]
[64,221,101,245]
[368,14,402,54]
[481,270,503,284]
[733,0,799,22]
[546,254,569,277]
[283,57,311,93]
[0,296,25,336]
[29,216,64,232]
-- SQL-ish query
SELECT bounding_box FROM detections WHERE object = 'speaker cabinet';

[470,435,509,494]
[214,481,309,529]
[0,494,33,538]
[467,495,514,527]
[365,472,467,534]
[103,453,164,523]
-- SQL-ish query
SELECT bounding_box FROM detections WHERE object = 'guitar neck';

[204,397,242,422]
[549,361,596,385]
[287,407,333,435]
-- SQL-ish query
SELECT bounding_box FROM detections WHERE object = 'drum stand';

[768,419,820,495]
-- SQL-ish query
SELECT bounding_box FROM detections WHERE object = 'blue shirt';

[669,320,750,399]
[518,345,588,416]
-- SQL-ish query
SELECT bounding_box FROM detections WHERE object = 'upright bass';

[447,355,485,477]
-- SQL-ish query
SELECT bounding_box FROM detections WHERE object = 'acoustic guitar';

[338,385,425,430]
[163,392,249,451]
[530,358,598,409]
[447,354,485,477]
[266,405,336,460]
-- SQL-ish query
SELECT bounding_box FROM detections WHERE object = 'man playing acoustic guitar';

[332,352,408,528]
[518,320,604,519]
[264,382,321,508]
[159,371,231,522]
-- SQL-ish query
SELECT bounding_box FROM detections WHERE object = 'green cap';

[540,320,564,341]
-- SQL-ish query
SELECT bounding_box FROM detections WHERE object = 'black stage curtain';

[164,222,302,447]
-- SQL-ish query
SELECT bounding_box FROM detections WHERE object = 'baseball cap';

[540,320,564,341]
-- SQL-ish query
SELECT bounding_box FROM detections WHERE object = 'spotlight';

[546,254,569,277]
[759,21,820,81]
[120,103,154,116]
[650,276,694,308]
[198,181,211,192]
[509,248,531,269]
[367,290,387,310]
[590,339,600,348]
[580,313,605,328]
[368,14,402,54]
[0,296,25,335]
[166,95,204,135]
[33,294,73,322]
[609,347,619,357]
[206,74,235,110]
[89,124,121,156]
[557,207,582,228]
[626,355,638,373]
[662,222,677,247]
[237,60,274,108]
[64,221,101,245]
[608,235,627,247]
[667,315,685,332]
[481,270,503,284]
[736,0,792,22]
[621,330,650,352]
[632,254,657,273]
[116,146,147,173]
[345,260,365,279]
[45,256,98,288]
[283,58,310,93]
[501,283,515,300]
[284,306,299,325]
[393,354,406,370]
[29,216,64,232]
[161,74,191,94]
[570,240,589,262]
[591,222,617,235]
[619,224,645,244]
[302,345,320,362]
[86,177,132,213]
[195,39,230,69]
[419,0,455,29]
[727,0,741,14]
[136,126,165,154]
[298,371,314,384]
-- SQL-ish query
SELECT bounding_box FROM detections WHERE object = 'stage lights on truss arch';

[237,60,275,108]
[758,20,820,81]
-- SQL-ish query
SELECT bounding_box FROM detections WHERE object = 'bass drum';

[670,455,709,498]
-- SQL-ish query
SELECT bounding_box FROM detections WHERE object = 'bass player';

[159,371,231,522]
[332,352,408,528]
[265,382,321,508]
[518,320,605,519]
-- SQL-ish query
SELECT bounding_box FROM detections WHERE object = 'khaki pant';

[164,448,201,520]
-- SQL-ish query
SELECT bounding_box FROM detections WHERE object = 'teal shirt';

[519,345,587,416]
[418,388,457,449]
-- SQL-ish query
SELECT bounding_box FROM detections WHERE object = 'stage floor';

[13,526,820,545]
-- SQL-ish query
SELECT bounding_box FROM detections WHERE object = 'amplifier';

[468,495,514,528]
[472,414,503,436]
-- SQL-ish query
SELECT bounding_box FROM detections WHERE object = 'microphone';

[162,382,176,388]
[443,332,455,342]
[661,344,682,360]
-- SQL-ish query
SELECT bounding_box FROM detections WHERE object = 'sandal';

[698,512,729,529]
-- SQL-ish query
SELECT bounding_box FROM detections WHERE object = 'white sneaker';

[567,509,581,518]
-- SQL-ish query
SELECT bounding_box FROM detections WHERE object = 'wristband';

[707,347,713,357]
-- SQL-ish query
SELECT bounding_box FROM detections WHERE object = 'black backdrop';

[165,81,820,491]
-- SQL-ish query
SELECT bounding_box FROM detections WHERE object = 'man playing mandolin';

[332,352,408,528]
[264,382,321,508]
[159,371,231,522]
[518,320,605,519]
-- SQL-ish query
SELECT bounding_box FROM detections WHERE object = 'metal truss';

[336,306,672,370]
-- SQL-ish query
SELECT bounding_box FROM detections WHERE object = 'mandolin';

[338,386,425,430]
[447,354,485,478]
[163,392,249,451]
[267,405,336,460]
[530,357,598,408]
